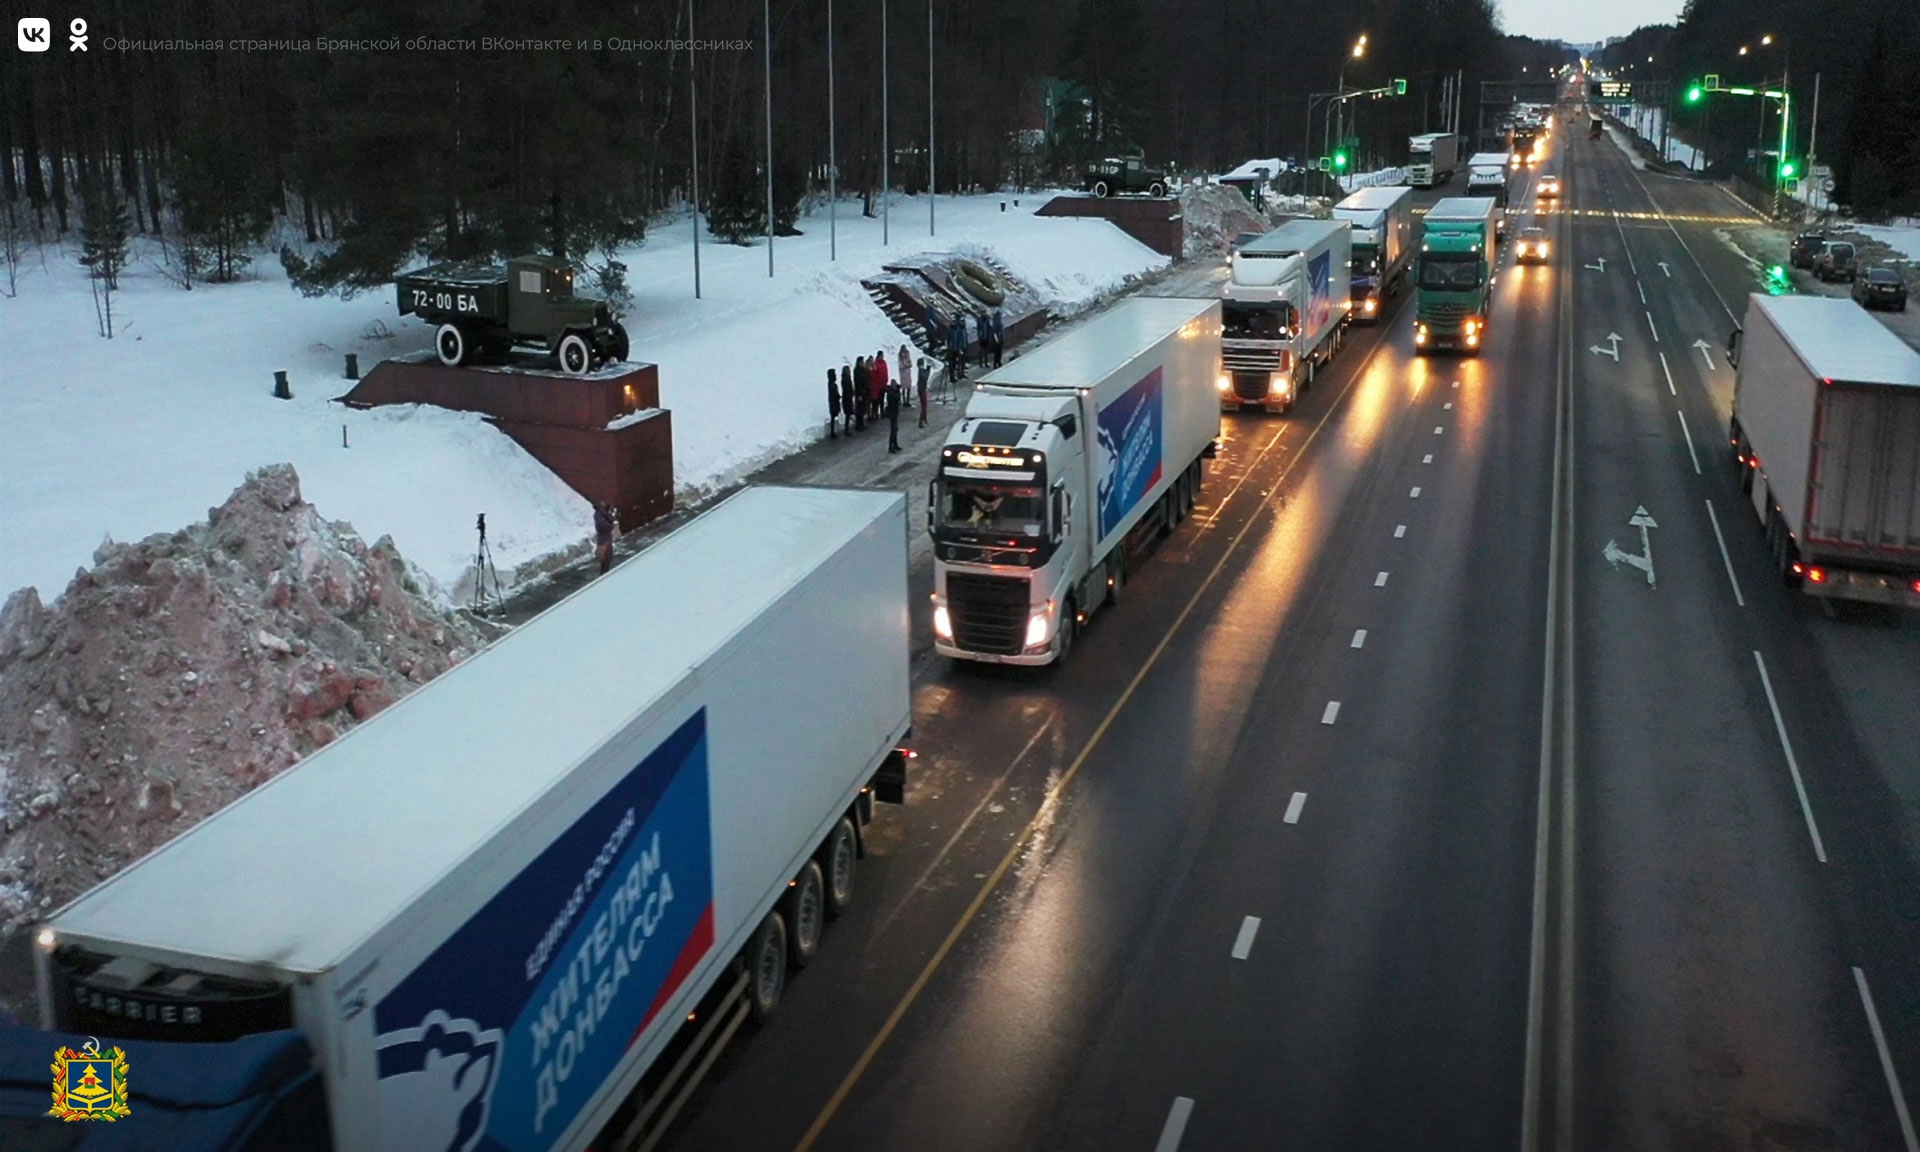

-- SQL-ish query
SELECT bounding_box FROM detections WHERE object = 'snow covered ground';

[1617,105,1703,170]
[1857,223,1920,262]
[0,191,1164,605]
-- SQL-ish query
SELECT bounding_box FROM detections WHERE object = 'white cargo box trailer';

[1731,294,1920,605]
[36,486,915,1151]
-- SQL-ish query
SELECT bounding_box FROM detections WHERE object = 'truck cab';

[1414,198,1499,354]
[1220,221,1352,411]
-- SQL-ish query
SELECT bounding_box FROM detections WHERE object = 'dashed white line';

[1284,791,1308,824]
[1351,628,1368,649]
[1434,426,1445,435]
[1374,571,1390,587]
[1322,701,1342,724]
[1423,454,1434,464]
[1636,279,1647,304]
[1854,966,1920,1152]
[1394,524,1407,538]
[1705,499,1745,607]
[1410,487,1422,498]
[1676,410,1701,474]
[1156,1097,1195,1152]
[1451,380,1461,389]
[1231,916,1262,961]
[1645,310,1660,342]
[1753,650,1828,864]
[1658,350,1676,396]
[1444,402,1454,410]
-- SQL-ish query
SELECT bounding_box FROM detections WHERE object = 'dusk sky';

[1501,0,1685,45]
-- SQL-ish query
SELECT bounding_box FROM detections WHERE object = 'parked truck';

[1408,133,1460,188]
[397,255,631,374]
[1220,219,1354,411]
[1729,294,1920,605]
[30,486,914,1152]
[1332,186,1414,323]
[930,297,1221,664]
[1415,197,1501,355]
[1466,152,1512,202]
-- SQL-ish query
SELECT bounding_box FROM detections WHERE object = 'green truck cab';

[1414,197,1501,355]
[396,255,631,374]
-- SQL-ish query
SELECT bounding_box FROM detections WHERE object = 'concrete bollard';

[344,352,359,380]
[273,370,292,400]
[1001,201,1007,212]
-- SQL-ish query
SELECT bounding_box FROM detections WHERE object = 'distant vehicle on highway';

[1789,231,1828,269]
[1814,240,1859,282]
[1853,266,1909,311]
[1536,174,1561,200]
[1515,227,1551,265]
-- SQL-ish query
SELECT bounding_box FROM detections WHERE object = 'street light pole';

[827,0,836,261]
[688,0,701,299]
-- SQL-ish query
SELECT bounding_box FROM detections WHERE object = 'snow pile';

[1858,224,1920,263]
[1219,158,1290,183]
[0,464,490,933]
[1180,184,1272,258]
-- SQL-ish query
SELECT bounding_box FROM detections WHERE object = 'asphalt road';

[649,130,1920,1152]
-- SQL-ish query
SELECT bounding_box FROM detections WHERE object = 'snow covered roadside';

[1857,222,1920,262]
[1,192,1164,605]
[1617,105,1704,170]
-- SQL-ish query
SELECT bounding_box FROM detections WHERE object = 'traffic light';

[1765,264,1790,294]
[1393,78,1408,96]
[1779,157,1799,180]
[1686,85,1704,104]
[1332,149,1351,172]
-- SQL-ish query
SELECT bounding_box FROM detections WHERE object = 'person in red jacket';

[869,348,889,413]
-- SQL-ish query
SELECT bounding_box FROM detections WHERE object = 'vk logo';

[375,1011,505,1152]
[18,18,51,51]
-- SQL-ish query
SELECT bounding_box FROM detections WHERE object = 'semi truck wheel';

[1092,180,1111,198]
[822,818,858,918]
[785,860,826,969]
[1056,596,1078,662]
[558,332,594,375]
[747,911,788,1022]
[436,323,469,367]
[1104,548,1126,606]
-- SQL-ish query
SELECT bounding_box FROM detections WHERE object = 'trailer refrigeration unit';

[1408,132,1460,188]
[32,486,915,1152]
[930,297,1222,665]
[1729,294,1920,606]
[1220,218,1353,411]
[1331,186,1414,322]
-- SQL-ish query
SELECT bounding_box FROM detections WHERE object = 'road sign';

[1822,176,1836,193]
[1704,73,1721,91]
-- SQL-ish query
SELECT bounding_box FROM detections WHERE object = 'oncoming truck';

[1415,197,1501,354]
[31,486,914,1151]
[929,297,1221,664]
[1220,218,1353,410]
[1729,294,1920,605]
[397,255,631,374]
[1332,186,1414,322]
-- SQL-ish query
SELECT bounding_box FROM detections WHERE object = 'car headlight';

[933,605,953,641]
[1216,373,1231,393]
[1025,605,1052,648]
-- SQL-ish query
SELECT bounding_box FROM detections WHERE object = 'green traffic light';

[1686,86,1704,103]
[1333,153,1350,171]
[1780,160,1798,179]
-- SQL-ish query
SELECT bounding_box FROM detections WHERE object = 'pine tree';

[78,182,131,292]
[707,139,767,245]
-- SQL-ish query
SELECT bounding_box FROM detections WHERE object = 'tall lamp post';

[1329,34,1367,161]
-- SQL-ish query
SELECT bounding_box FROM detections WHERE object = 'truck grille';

[947,571,1030,655]
[1424,301,1472,323]
[1230,372,1270,401]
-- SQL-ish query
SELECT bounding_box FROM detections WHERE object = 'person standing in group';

[896,344,913,399]
[870,347,890,416]
[826,368,842,438]
[978,311,993,369]
[593,501,616,575]
[946,317,965,385]
[991,309,1006,368]
[884,377,903,453]
[852,356,869,431]
[916,356,931,428]
[840,361,855,435]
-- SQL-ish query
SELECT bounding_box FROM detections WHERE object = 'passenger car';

[1515,227,1550,264]
[1537,174,1561,200]
[1814,241,1859,283]
[1852,266,1908,311]
[1789,232,1827,270]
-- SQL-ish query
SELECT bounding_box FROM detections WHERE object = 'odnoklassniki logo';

[50,1036,131,1120]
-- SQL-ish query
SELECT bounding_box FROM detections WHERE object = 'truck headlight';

[933,605,953,641]
[1415,324,1428,345]
[1269,373,1291,396]
[1216,373,1231,393]
[1025,605,1052,648]
[1363,298,1377,314]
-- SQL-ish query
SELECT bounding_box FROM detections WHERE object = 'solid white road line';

[1646,310,1660,342]
[1753,650,1829,863]
[1156,1097,1195,1152]
[1284,792,1308,824]
[1394,524,1407,538]
[1351,629,1368,649]
[1658,350,1676,396]
[1322,701,1342,724]
[1704,499,1746,607]
[1424,454,1434,464]
[1410,487,1422,498]
[1231,916,1261,961]
[1374,571,1390,587]
[1676,409,1701,474]
[1854,967,1920,1152]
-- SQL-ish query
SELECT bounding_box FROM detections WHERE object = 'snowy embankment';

[0,192,1164,604]
[1613,105,1703,170]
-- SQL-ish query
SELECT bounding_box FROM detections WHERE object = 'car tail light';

[1911,579,1920,595]
[1807,567,1828,584]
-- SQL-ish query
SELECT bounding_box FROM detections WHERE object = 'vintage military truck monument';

[396,254,632,374]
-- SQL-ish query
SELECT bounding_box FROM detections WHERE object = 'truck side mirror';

[926,479,937,533]
[1726,327,1742,368]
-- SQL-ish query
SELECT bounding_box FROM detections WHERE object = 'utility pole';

[1807,72,1823,210]
[827,0,836,260]
[881,0,890,246]
[764,0,774,276]
[689,0,701,299]
[928,0,936,235]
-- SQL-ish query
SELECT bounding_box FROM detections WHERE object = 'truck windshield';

[1419,255,1483,291]
[938,479,1046,536]
[1352,250,1380,277]
[1223,301,1295,340]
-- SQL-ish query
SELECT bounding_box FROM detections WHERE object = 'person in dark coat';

[946,318,965,385]
[991,309,1006,368]
[593,502,616,575]
[839,362,855,433]
[884,379,903,452]
[852,356,869,430]
[978,311,993,369]
[827,367,842,438]
[916,356,931,427]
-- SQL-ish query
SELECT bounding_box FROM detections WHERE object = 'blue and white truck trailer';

[1331,185,1415,322]
[1219,218,1353,413]
[30,486,914,1152]
[930,297,1222,665]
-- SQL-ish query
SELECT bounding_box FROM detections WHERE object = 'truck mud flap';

[873,749,910,805]
[1204,439,1219,459]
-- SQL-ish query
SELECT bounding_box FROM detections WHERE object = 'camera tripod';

[471,513,504,614]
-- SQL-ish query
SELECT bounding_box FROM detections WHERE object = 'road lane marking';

[1704,499,1745,606]
[1231,917,1261,961]
[1156,1097,1196,1152]
[1676,410,1701,474]
[1351,629,1367,649]
[1753,650,1828,863]
[1645,310,1660,342]
[1284,792,1308,824]
[1394,524,1407,538]
[1692,338,1716,371]
[1444,402,1454,410]
[1374,571,1389,587]
[1434,425,1445,434]
[1658,350,1676,396]
[1322,701,1341,724]
[1410,487,1422,498]
[1854,967,1920,1152]
[1452,380,1460,388]
[1424,454,1434,464]
[1620,163,1740,324]
[1636,279,1647,304]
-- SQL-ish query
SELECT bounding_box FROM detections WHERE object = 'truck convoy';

[1408,133,1460,188]
[1219,219,1354,412]
[28,486,914,1151]
[1332,186,1414,322]
[1729,294,1920,605]
[397,255,631,374]
[1466,152,1512,202]
[1414,197,1501,355]
[930,297,1221,664]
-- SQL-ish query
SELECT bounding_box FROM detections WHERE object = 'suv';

[1084,157,1169,198]
[1852,266,1908,312]
[1788,232,1827,270]
[1814,241,1859,283]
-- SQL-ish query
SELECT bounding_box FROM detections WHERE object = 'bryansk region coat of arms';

[50,1036,131,1120]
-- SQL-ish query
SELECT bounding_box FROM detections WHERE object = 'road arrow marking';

[1591,334,1622,362]
[1601,505,1659,587]
[1659,261,1671,277]
[1585,257,1608,272]
[1692,338,1716,371]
